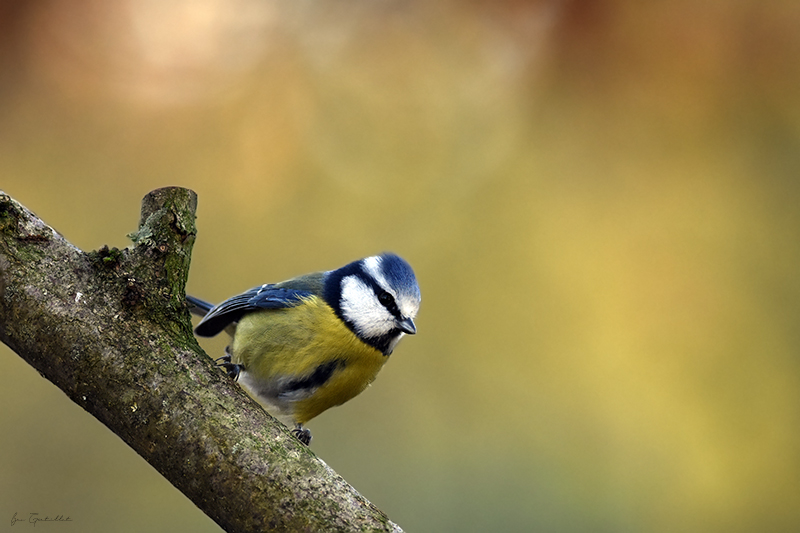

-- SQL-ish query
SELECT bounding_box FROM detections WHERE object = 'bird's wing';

[193,272,326,337]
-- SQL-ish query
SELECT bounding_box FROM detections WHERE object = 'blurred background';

[2,0,800,531]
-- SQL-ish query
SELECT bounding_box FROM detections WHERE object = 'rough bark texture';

[0,188,402,533]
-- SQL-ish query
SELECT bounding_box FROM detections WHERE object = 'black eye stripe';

[378,291,400,315]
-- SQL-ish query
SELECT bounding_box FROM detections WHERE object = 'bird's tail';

[186,295,214,318]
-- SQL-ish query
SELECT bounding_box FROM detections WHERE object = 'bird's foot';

[292,424,312,446]
[215,348,243,381]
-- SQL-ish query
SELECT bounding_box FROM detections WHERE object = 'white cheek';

[340,275,394,338]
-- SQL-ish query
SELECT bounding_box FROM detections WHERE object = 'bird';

[186,253,420,445]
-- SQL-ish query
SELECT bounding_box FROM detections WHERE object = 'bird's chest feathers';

[231,297,387,422]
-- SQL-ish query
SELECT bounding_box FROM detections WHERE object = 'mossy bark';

[0,188,401,533]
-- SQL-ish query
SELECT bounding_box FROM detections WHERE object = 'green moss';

[0,195,19,232]
[88,245,125,268]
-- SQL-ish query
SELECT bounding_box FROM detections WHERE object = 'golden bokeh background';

[2,1,799,531]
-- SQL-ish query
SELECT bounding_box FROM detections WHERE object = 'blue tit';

[186,253,420,445]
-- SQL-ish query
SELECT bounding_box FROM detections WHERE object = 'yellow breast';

[231,296,388,425]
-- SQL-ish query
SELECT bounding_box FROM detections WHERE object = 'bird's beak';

[397,317,417,335]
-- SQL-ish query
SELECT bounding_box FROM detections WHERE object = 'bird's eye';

[378,291,395,309]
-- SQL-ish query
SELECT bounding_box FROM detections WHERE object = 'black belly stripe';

[283,359,345,393]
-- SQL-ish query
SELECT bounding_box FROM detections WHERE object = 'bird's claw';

[292,425,312,446]
[215,348,243,381]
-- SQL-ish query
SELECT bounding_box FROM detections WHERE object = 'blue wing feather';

[192,284,312,337]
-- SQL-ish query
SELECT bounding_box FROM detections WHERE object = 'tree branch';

[0,188,402,533]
